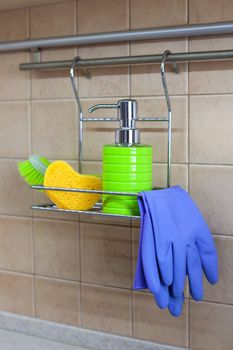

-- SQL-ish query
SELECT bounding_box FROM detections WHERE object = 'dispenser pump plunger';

[89,99,140,146]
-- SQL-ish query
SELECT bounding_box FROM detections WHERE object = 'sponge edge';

[44,161,102,210]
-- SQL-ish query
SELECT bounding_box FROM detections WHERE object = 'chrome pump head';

[88,99,140,146]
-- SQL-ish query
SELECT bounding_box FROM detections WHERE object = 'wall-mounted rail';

[0,21,233,52]
[19,49,233,71]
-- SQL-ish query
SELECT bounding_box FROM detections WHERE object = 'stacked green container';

[103,145,152,216]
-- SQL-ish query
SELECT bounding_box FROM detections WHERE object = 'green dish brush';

[18,155,51,186]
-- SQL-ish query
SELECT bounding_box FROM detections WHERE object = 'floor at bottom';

[0,328,94,350]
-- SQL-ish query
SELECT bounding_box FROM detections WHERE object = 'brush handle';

[29,155,48,175]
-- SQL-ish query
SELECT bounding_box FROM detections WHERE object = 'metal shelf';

[31,51,175,219]
[31,185,144,219]
[32,203,140,220]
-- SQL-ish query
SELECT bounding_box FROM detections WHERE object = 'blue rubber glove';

[139,186,218,301]
[134,192,184,317]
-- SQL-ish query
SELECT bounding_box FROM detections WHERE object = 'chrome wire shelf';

[31,185,144,219]
[31,203,141,220]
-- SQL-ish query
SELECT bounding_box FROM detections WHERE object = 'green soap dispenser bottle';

[89,99,152,216]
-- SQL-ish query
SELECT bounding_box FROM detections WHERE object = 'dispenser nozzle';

[88,103,119,113]
[88,99,140,146]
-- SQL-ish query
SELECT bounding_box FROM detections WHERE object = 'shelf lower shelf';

[32,203,141,220]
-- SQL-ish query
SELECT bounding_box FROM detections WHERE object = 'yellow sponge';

[44,161,102,210]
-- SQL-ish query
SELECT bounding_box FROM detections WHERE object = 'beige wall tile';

[77,0,129,59]
[137,96,188,163]
[152,163,188,189]
[80,214,132,227]
[0,102,30,158]
[133,292,188,347]
[0,52,30,101]
[34,218,79,280]
[80,223,131,288]
[81,284,131,336]
[78,0,129,34]
[0,8,28,41]
[31,100,77,160]
[35,277,80,326]
[190,301,233,350]
[30,1,76,38]
[30,1,77,99]
[0,271,34,316]
[0,216,33,273]
[0,160,32,216]
[31,47,76,100]
[189,34,233,52]
[190,165,233,236]
[130,37,188,98]
[131,38,187,56]
[130,0,187,28]
[204,236,233,305]
[190,95,233,164]
[189,0,233,23]
[79,67,129,98]
[78,42,129,60]
[131,63,188,96]
[189,61,233,94]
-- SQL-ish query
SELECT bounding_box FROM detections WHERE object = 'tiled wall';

[0,1,233,349]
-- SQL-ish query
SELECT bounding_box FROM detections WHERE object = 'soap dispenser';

[89,99,152,216]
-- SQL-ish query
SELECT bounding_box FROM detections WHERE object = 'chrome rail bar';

[1,21,233,52]
[19,49,233,71]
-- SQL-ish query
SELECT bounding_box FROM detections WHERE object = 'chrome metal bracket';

[30,48,41,63]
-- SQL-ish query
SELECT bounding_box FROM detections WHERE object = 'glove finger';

[196,230,218,284]
[141,212,162,295]
[187,244,203,301]
[153,284,169,309]
[168,292,185,317]
[143,193,173,286]
[172,243,186,298]
[157,242,173,286]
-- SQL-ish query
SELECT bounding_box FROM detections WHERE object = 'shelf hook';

[160,50,179,188]
[70,56,83,118]
[70,56,84,172]
[160,50,179,113]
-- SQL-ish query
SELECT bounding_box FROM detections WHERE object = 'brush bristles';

[18,159,46,186]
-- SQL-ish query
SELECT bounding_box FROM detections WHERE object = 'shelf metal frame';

[31,51,177,219]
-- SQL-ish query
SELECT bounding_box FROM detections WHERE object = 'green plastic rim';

[103,172,152,182]
[102,206,140,216]
[103,181,152,191]
[104,155,152,165]
[103,163,152,173]
[103,195,138,205]
[103,144,152,156]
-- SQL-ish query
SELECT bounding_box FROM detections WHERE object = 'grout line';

[2,91,233,104]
